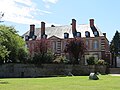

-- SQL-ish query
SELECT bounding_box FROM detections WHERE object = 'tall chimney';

[72,19,77,37]
[90,19,94,27]
[29,24,35,38]
[72,19,76,33]
[41,21,45,38]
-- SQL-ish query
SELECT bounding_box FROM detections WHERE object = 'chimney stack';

[41,21,45,38]
[29,24,35,38]
[103,33,106,37]
[72,19,76,33]
[72,19,77,37]
[90,19,94,27]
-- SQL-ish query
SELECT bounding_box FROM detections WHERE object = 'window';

[25,35,29,41]
[86,40,89,49]
[94,31,97,35]
[64,41,67,47]
[93,40,98,49]
[76,32,81,37]
[32,35,37,40]
[53,41,56,52]
[43,34,47,39]
[85,31,90,37]
[94,31,99,37]
[64,33,69,39]
[61,41,64,51]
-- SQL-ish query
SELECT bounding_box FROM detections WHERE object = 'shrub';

[53,56,69,64]
[97,59,107,65]
[87,56,96,65]
[32,51,55,64]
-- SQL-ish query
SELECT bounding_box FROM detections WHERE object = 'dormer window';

[25,35,29,41]
[85,31,90,37]
[41,34,47,39]
[43,34,47,39]
[64,33,69,39]
[32,35,37,40]
[76,32,81,37]
[94,31,99,37]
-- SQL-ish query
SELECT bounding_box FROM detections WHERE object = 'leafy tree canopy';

[64,38,86,64]
[31,39,55,64]
[0,25,28,63]
[110,30,120,56]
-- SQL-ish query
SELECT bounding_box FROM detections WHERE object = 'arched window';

[93,40,98,49]
[85,31,90,37]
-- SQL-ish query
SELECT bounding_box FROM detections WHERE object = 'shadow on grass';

[0,80,9,84]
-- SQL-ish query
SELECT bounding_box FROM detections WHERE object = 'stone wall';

[0,64,107,78]
[109,68,120,74]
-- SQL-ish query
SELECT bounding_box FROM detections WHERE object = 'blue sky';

[0,0,120,41]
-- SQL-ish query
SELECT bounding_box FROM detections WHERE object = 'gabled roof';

[23,24,104,39]
[48,35,62,40]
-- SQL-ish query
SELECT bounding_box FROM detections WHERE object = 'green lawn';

[0,75,120,90]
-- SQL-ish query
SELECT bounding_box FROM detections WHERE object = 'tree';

[32,39,54,64]
[110,31,120,67]
[0,25,28,63]
[110,31,120,57]
[0,30,10,63]
[17,47,28,63]
[34,39,48,55]
[64,38,86,64]
[0,45,9,63]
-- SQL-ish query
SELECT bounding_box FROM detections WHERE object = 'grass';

[0,75,120,90]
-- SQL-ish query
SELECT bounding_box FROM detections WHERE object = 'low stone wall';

[0,64,107,78]
[109,68,120,74]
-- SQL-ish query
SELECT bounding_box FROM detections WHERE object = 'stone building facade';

[23,19,111,65]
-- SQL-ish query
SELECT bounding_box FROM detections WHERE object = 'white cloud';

[0,0,52,24]
[14,0,33,6]
[42,0,59,4]
[42,0,59,8]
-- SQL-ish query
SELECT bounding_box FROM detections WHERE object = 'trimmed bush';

[53,56,69,64]
[31,52,55,64]
[97,59,107,65]
[87,56,96,65]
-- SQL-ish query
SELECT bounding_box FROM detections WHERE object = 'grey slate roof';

[23,24,104,39]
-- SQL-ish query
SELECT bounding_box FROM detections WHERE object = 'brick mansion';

[23,19,111,65]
